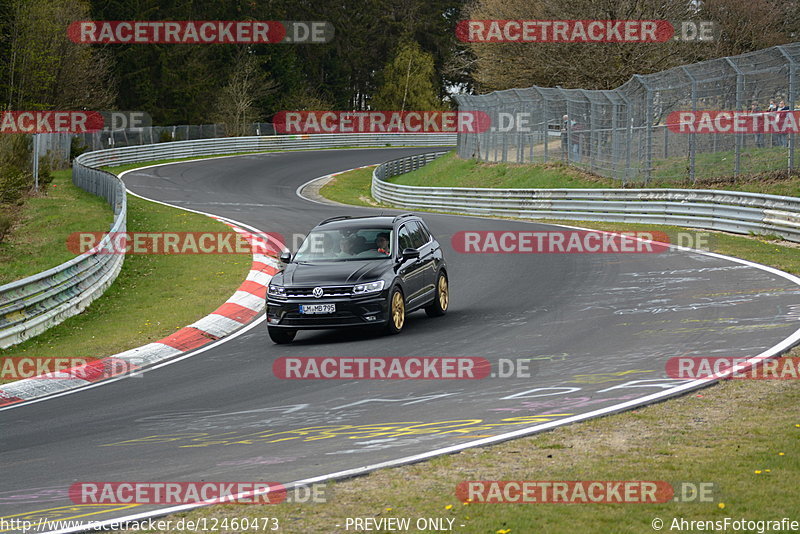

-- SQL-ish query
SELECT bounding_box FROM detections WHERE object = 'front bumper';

[266,292,389,329]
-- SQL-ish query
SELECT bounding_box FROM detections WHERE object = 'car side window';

[398,225,414,251]
[416,221,432,244]
[407,221,427,249]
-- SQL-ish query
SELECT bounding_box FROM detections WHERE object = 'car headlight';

[268,284,286,297]
[352,280,385,295]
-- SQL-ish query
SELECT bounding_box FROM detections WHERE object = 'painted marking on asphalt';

[569,370,654,384]
[98,416,576,448]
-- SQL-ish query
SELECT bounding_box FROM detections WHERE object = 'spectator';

[768,100,778,145]
[776,100,790,147]
[750,101,765,148]
[561,114,580,162]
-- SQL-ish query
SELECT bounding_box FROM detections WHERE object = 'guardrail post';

[777,46,797,170]
[724,58,744,177]
[633,75,654,185]
[682,66,698,184]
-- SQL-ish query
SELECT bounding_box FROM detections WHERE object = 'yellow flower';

[755,470,762,474]
[385,508,392,512]
[718,503,725,509]
[445,505,453,510]
[765,469,771,473]
[779,452,785,456]
[496,530,511,534]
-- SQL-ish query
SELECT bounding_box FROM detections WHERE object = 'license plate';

[299,304,336,314]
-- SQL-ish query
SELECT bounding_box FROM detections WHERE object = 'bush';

[70,136,89,161]
[0,134,32,170]
[0,210,12,244]
[37,155,54,189]
[0,166,32,205]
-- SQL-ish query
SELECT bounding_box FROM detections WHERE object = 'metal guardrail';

[77,133,457,168]
[372,152,800,242]
[0,164,126,349]
[0,133,456,349]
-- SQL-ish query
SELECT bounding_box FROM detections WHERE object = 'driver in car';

[339,235,357,257]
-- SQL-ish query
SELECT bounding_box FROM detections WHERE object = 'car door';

[396,223,426,303]
[406,221,436,299]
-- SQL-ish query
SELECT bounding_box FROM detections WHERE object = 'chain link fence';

[454,43,800,185]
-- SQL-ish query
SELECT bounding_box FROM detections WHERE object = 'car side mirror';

[401,248,420,261]
[279,251,292,263]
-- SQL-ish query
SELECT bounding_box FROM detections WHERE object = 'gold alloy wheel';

[438,275,449,310]
[391,291,405,330]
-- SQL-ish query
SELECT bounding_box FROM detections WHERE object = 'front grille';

[285,285,353,298]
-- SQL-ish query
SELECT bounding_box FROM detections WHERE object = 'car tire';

[385,286,406,335]
[268,327,297,344]
[425,271,449,317]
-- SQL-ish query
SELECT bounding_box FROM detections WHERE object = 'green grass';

[319,167,383,206]
[651,145,789,184]
[0,164,251,382]
[0,169,114,285]
[381,150,800,195]
[389,152,616,189]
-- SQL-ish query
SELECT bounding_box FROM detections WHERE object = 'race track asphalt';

[1,147,799,530]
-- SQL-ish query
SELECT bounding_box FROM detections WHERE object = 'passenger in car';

[376,232,391,255]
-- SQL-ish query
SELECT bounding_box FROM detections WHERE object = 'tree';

[213,48,277,137]
[372,40,444,110]
[460,0,711,92]
[0,0,115,110]
[698,0,795,57]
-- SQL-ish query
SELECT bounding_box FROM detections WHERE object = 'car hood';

[279,259,392,286]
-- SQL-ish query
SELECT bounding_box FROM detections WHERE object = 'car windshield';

[293,228,393,261]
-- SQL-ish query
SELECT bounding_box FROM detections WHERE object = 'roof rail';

[318,215,353,225]
[392,213,415,223]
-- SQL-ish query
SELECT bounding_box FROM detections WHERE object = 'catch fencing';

[454,43,800,185]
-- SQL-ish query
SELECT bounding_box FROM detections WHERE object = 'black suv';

[266,214,449,344]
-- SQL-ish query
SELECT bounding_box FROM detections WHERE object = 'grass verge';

[0,169,113,285]
[0,162,251,383]
[386,150,800,195]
